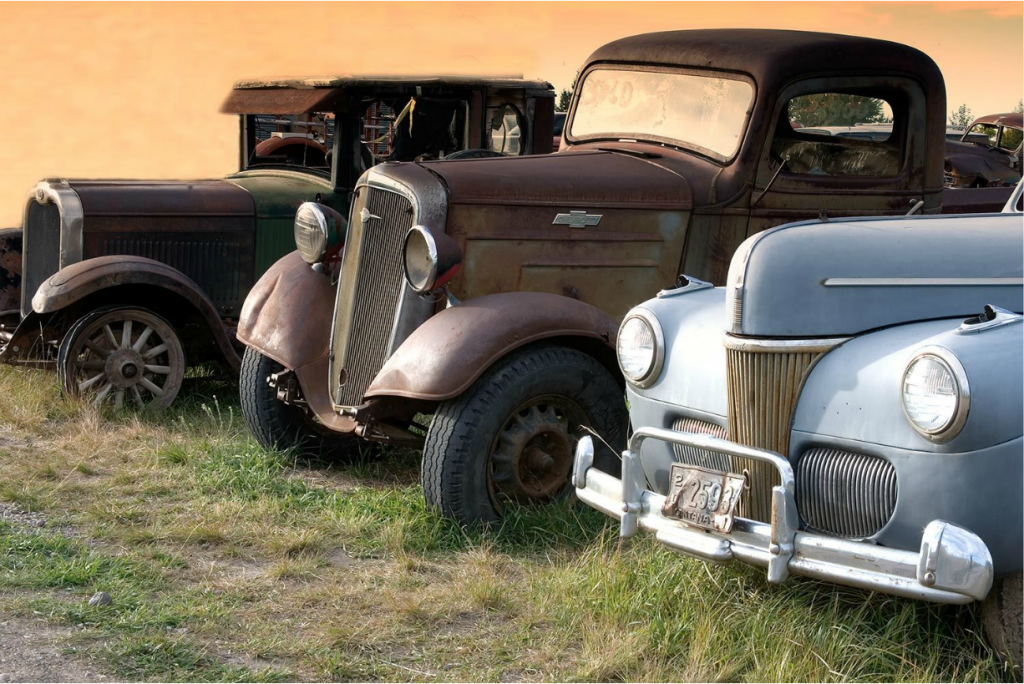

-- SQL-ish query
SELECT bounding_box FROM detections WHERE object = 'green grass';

[0,365,1014,682]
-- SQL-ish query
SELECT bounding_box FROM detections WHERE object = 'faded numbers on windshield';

[571,69,753,159]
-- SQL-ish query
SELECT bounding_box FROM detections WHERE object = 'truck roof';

[970,112,1023,130]
[584,29,944,96]
[223,75,554,114]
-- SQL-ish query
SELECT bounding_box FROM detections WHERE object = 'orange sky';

[0,1,1021,226]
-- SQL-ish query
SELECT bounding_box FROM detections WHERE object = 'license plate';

[662,463,746,534]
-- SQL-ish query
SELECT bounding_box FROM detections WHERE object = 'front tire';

[422,344,626,525]
[57,306,185,411]
[239,346,362,460]
[982,572,1022,671]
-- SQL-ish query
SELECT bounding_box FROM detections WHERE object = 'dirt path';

[0,617,108,683]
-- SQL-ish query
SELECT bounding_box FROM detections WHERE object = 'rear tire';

[239,346,363,460]
[421,344,625,525]
[982,571,1022,671]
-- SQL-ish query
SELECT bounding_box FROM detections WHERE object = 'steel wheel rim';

[487,394,589,510]
[65,311,183,410]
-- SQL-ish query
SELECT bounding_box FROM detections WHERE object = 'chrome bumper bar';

[573,427,994,605]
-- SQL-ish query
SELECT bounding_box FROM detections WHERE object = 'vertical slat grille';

[332,187,414,406]
[22,201,61,315]
[796,448,897,538]
[725,347,823,522]
[670,417,730,471]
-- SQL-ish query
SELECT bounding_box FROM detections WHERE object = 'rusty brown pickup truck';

[239,29,1015,525]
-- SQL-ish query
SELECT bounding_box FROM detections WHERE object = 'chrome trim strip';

[955,305,1023,335]
[657,275,713,298]
[823,277,1024,287]
[723,334,849,353]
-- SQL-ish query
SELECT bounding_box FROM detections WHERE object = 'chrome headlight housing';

[616,309,664,388]
[294,202,343,264]
[901,345,970,443]
[403,225,462,294]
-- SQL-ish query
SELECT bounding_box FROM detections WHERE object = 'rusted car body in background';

[0,76,553,409]
[945,112,1023,188]
[240,29,1016,525]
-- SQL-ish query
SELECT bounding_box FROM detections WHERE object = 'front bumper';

[574,427,994,605]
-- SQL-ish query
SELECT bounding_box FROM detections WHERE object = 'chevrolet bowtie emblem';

[553,210,602,228]
[360,207,381,224]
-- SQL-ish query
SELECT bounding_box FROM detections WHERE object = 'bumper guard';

[573,427,994,604]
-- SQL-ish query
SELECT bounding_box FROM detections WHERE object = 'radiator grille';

[725,346,826,522]
[796,448,898,539]
[22,201,62,315]
[331,186,415,406]
[670,417,730,471]
[101,237,248,311]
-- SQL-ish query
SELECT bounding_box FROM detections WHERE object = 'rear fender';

[29,255,240,370]
[364,292,620,402]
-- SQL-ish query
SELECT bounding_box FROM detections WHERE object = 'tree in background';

[949,103,973,130]
[555,70,580,113]
[788,93,886,127]
[1014,99,1023,114]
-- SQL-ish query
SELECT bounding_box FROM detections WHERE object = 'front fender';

[31,255,239,370]
[236,251,335,371]
[365,292,619,402]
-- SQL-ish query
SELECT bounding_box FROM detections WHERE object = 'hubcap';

[489,398,587,507]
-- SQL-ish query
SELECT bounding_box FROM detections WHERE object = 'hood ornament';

[360,207,381,224]
[553,210,602,228]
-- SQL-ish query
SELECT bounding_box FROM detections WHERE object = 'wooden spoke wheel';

[57,307,185,411]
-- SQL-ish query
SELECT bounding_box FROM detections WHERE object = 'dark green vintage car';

[0,76,554,409]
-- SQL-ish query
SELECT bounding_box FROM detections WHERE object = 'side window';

[488,103,524,156]
[967,124,1000,146]
[999,126,1023,151]
[771,93,900,177]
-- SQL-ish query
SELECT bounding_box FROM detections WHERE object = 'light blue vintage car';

[574,190,1023,664]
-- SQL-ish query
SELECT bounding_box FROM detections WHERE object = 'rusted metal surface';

[30,255,240,371]
[969,112,1024,129]
[236,251,335,370]
[0,228,22,317]
[364,292,618,402]
[221,88,345,115]
[940,186,1016,213]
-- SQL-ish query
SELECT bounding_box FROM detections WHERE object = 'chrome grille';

[21,201,61,315]
[331,186,415,407]
[796,448,898,539]
[670,417,730,471]
[725,342,835,522]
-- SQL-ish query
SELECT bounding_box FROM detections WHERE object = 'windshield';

[569,68,754,159]
[248,113,334,171]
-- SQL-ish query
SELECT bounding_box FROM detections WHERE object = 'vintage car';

[239,30,1014,525]
[945,112,1023,189]
[0,76,554,409]
[573,204,1023,665]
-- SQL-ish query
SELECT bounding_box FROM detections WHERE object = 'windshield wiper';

[597,146,662,159]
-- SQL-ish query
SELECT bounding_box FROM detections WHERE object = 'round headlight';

[901,346,970,442]
[403,225,463,294]
[617,310,664,387]
[404,226,438,294]
[294,203,328,264]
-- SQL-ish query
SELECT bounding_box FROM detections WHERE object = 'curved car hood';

[69,179,254,217]
[945,140,1021,184]
[421,149,692,210]
[727,213,1024,337]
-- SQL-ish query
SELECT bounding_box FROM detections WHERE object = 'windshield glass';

[249,113,334,171]
[569,68,753,159]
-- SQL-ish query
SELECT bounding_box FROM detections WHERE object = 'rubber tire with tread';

[239,346,363,460]
[422,344,626,526]
[982,571,1022,671]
